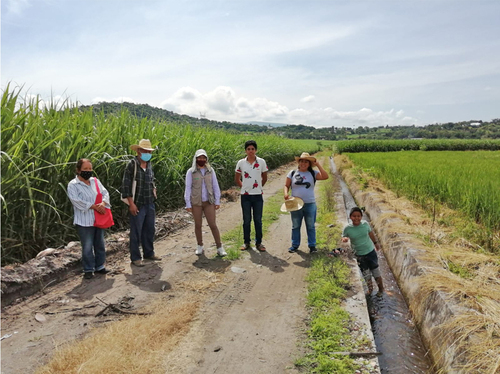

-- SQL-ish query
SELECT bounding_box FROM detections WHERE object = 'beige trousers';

[191,201,221,248]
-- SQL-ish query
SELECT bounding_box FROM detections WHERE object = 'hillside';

[80,102,500,140]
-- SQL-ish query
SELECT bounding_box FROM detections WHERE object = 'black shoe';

[95,268,110,274]
[84,272,93,279]
[309,247,317,254]
[288,246,298,253]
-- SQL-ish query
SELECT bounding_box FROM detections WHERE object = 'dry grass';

[35,269,224,374]
[36,298,198,374]
[336,154,500,373]
[178,270,224,293]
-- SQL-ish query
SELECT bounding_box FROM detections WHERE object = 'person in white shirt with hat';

[184,149,227,257]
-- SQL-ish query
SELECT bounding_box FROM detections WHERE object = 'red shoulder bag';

[93,178,114,229]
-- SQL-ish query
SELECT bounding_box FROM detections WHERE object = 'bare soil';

[1,163,313,374]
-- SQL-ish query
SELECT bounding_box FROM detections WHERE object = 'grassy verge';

[294,157,371,373]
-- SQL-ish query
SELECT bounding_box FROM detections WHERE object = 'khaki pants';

[191,201,221,248]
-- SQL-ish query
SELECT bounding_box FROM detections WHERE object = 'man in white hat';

[121,139,161,266]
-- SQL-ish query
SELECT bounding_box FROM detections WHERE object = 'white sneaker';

[217,246,227,256]
[195,245,204,255]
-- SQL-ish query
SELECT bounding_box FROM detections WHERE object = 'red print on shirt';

[253,163,260,169]
[244,171,250,179]
[253,180,258,189]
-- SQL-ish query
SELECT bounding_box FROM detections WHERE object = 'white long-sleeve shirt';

[67,176,111,226]
[184,168,221,209]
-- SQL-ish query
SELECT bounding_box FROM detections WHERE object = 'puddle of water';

[331,158,433,373]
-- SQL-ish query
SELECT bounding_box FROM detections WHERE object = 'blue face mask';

[140,153,152,162]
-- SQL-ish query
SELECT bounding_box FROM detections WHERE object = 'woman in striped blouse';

[67,158,111,279]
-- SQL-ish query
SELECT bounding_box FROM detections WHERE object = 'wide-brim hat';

[131,139,155,152]
[295,152,316,163]
[280,197,304,212]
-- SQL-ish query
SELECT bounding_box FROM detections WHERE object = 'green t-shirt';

[342,220,373,256]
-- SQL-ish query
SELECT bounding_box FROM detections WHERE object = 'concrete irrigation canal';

[330,157,433,373]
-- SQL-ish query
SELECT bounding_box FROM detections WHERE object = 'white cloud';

[20,94,77,111]
[160,86,418,127]
[205,86,236,114]
[161,86,290,121]
[300,95,315,103]
[4,0,31,15]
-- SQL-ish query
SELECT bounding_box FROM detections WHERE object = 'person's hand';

[375,243,381,251]
[284,195,290,200]
[97,202,106,214]
[129,202,139,216]
[186,207,192,213]
[92,203,106,214]
[215,205,220,210]
[342,237,349,243]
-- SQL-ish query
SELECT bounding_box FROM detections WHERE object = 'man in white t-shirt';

[234,140,269,251]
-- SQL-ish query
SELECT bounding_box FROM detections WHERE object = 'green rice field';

[335,139,500,153]
[0,86,321,264]
[344,150,500,252]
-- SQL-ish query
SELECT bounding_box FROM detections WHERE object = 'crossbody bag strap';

[94,177,101,194]
[132,159,137,198]
[93,178,103,204]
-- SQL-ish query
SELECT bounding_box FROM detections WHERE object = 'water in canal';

[330,157,433,373]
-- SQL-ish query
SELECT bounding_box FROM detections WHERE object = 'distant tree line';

[80,102,500,140]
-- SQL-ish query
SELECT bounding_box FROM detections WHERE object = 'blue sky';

[2,0,499,128]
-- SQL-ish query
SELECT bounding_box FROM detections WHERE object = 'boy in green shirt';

[342,207,384,296]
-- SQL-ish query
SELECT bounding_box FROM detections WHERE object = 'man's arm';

[235,172,242,188]
[261,172,268,187]
[121,161,133,198]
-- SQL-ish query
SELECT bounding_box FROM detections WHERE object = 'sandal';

[256,244,266,252]
[240,243,251,251]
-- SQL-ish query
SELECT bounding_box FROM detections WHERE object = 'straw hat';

[280,197,304,212]
[130,139,155,152]
[295,152,316,163]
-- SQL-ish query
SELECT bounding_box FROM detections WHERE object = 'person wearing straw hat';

[283,152,328,253]
[121,139,161,267]
[184,149,227,257]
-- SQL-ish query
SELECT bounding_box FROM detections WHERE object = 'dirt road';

[1,163,312,374]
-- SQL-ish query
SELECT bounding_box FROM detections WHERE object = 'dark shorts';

[356,249,379,272]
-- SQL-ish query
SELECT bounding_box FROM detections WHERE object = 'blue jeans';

[240,194,264,245]
[290,202,317,248]
[76,225,106,273]
[129,203,156,261]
